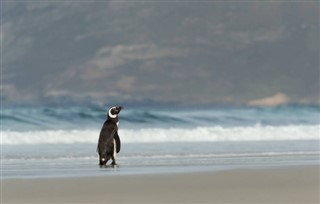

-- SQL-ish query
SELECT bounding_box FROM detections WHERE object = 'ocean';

[1,105,319,178]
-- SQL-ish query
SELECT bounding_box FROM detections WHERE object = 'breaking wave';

[2,125,319,145]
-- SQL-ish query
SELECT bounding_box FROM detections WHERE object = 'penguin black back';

[97,106,122,166]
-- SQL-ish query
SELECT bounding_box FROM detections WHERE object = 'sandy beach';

[2,165,319,204]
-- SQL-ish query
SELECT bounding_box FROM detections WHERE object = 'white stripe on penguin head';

[108,106,117,118]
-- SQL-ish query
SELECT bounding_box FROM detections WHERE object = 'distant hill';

[2,1,319,106]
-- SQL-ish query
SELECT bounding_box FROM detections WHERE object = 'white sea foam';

[1,125,319,145]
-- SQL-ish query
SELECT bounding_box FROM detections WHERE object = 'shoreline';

[3,140,319,180]
[2,165,319,204]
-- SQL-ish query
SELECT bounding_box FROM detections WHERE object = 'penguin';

[97,106,122,166]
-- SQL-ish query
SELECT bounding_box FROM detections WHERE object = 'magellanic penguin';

[97,106,122,166]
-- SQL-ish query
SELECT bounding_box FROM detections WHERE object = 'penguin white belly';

[113,138,117,159]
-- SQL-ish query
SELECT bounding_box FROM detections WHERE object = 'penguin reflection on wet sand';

[97,106,122,166]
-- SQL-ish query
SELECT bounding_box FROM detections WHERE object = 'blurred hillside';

[2,1,319,106]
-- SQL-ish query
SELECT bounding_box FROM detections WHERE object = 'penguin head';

[108,106,122,119]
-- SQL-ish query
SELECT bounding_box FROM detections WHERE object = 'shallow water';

[2,141,319,178]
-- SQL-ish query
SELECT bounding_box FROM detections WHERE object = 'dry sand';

[2,166,319,204]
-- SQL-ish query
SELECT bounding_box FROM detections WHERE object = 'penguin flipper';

[114,131,121,153]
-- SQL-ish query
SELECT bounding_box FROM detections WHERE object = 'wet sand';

[2,166,319,204]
